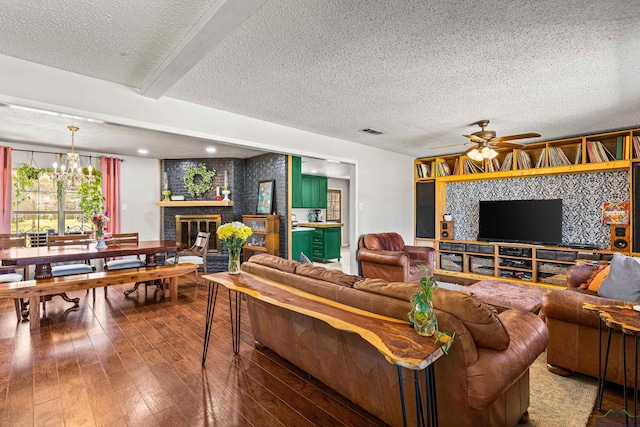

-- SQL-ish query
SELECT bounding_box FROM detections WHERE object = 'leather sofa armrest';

[357,248,409,267]
[466,310,548,409]
[542,289,624,328]
[566,265,597,288]
[403,245,434,261]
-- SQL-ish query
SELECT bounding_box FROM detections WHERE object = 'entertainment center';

[414,127,640,286]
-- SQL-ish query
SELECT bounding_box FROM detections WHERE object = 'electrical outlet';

[122,204,128,211]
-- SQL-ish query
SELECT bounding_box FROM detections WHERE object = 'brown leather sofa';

[242,254,549,427]
[542,265,638,386]
[357,232,435,282]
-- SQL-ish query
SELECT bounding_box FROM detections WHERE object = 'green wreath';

[183,163,216,197]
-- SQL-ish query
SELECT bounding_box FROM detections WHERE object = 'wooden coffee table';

[583,303,640,421]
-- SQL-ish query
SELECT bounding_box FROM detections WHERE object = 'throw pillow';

[587,265,610,292]
[579,265,606,290]
[598,253,640,302]
[300,252,312,264]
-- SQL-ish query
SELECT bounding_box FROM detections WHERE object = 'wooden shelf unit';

[242,215,280,260]
[436,240,617,287]
[414,127,640,285]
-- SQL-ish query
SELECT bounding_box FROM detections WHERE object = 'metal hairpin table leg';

[396,365,438,427]
[598,327,613,411]
[228,289,241,355]
[201,281,219,366]
[397,366,408,427]
[624,333,629,425]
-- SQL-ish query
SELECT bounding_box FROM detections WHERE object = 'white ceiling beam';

[140,0,266,99]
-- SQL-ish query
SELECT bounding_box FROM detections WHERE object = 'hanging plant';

[183,163,216,197]
[13,163,49,207]
[78,169,104,221]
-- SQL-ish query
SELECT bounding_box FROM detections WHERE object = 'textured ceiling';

[1,0,640,160]
[0,105,266,159]
[167,0,640,158]
[0,0,214,87]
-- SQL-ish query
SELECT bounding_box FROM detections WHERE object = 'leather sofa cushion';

[295,264,361,288]
[354,278,419,300]
[362,233,405,251]
[355,278,510,350]
[247,254,299,274]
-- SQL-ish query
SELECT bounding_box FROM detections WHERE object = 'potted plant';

[216,221,253,274]
[408,265,455,353]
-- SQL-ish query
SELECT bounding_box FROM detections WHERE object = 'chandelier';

[50,126,94,188]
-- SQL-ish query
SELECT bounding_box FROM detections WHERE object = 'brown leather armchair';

[357,232,435,283]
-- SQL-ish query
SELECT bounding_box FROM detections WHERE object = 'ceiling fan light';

[487,148,499,159]
[467,148,483,162]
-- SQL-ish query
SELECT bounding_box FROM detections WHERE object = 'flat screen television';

[478,199,563,245]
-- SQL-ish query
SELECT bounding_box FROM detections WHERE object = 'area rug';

[519,351,597,427]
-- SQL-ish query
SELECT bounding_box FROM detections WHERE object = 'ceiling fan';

[431,120,541,161]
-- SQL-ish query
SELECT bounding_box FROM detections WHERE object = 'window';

[327,189,341,222]
[11,172,89,234]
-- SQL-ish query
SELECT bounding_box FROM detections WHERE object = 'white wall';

[328,178,350,246]
[0,55,415,274]
[5,141,160,240]
[119,157,160,240]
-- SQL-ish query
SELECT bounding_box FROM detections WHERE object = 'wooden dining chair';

[103,233,146,270]
[164,232,210,284]
[103,233,148,297]
[45,233,94,309]
[0,234,29,321]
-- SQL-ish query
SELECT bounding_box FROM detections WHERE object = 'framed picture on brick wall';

[256,180,275,215]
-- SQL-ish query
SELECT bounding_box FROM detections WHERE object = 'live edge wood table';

[583,303,640,422]
[201,272,446,427]
[0,240,182,280]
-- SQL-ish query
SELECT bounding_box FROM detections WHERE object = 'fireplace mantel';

[156,201,234,207]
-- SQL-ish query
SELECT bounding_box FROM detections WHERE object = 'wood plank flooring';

[0,276,633,426]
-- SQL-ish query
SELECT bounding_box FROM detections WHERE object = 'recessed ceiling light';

[206,147,217,153]
[8,104,59,116]
[311,169,318,173]
[138,149,149,155]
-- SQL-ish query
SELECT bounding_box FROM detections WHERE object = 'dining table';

[0,239,183,280]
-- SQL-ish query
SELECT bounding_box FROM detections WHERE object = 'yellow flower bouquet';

[217,221,253,274]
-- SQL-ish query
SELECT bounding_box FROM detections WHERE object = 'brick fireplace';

[175,214,221,252]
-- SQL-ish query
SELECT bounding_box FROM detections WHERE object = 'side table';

[583,303,640,423]
[201,271,447,427]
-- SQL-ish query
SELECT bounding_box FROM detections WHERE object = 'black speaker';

[416,181,435,238]
[440,221,453,240]
[610,224,630,252]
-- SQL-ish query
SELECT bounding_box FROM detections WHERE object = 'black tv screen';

[478,199,563,245]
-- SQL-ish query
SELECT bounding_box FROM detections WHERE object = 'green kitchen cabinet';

[291,156,303,208]
[300,174,328,208]
[312,226,341,262]
[291,228,314,262]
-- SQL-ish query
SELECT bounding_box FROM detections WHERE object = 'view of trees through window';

[11,171,89,234]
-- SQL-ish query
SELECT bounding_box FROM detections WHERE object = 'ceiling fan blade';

[494,132,541,142]
[463,134,486,143]
[429,142,474,150]
[490,141,524,149]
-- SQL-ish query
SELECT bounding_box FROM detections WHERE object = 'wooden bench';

[0,263,197,330]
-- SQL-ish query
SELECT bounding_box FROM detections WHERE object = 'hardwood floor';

[0,279,385,427]
[0,276,634,426]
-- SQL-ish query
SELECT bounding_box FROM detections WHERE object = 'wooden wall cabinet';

[242,215,280,260]
[415,128,640,285]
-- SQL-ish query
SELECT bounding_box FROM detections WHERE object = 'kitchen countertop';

[292,227,315,232]
[297,222,343,228]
